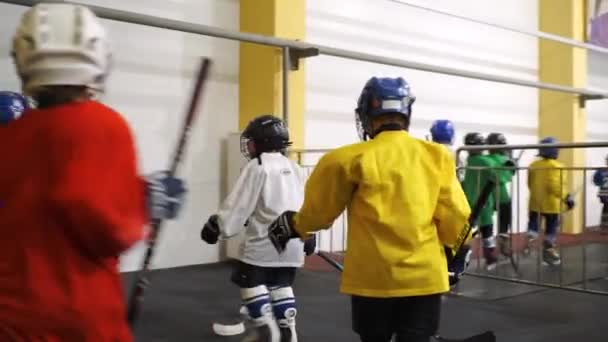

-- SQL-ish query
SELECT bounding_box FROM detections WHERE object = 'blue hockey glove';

[201,215,220,244]
[447,245,471,286]
[268,211,301,253]
[145,171,186,221]
[303,234,317,256]
[564,194,575,211]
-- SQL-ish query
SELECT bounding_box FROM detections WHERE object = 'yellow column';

[539,0,587,234]
[239,0,306,150]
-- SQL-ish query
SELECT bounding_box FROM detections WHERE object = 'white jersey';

[216,152,306,267]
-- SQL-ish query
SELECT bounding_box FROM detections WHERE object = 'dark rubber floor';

[123,252,608,342]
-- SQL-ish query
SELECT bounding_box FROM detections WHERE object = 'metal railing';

[460,164,608,296]
[3,0,608,132]
[456,141,608,164]
[292,150,348,254]
[291,145,608,296]
[389,0,608,55]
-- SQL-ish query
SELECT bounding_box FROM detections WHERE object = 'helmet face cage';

[240,134,253,160]
[355,110,368,141]
[355,96,415,141]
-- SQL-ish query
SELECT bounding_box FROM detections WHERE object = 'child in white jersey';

[201,115,315,342]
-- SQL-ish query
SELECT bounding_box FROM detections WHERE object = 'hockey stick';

[506,152,522,275]
[127,57,212,326]
[513,149,524,164]
[212,321,245,336]
[448,179,497,263]
[317,251,344,271]
[212,304,247,336]
[434,331,496,342]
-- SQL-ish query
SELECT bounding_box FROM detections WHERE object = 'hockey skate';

[241,314,281,342]
[542,242,561,266]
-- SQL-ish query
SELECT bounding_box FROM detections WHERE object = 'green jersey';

[462,154,497,226]
[486,153,514,204]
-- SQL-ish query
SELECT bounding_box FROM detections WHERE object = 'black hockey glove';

[201,215,220,244]
[303,234,317,256]
[503,159,517,175]
[564,194,575,211]
[268,211,301,253]
[447,245,472,286]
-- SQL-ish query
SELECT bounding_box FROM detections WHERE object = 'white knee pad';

[241,286,281,342]
[269,286,297,327]
[241,285,272,322]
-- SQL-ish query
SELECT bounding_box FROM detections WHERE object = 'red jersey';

[0,101,146,341]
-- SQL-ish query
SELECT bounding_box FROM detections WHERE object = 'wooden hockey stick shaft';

[126,58,212,326]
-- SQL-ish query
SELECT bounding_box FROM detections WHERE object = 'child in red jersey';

[0,4,186,341]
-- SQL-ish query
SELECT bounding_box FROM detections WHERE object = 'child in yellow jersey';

[526,137,575,266]
[267,77,471,342]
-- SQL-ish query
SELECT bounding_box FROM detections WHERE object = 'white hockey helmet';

[11,3,112,95]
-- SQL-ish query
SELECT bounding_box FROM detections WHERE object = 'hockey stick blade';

[435,331,496,342]
[127,57,212,326]
[212,322,245,336]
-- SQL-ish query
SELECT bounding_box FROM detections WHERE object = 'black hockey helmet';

[487,132,506,145]
[464,132,485,155]
[464,132,485,146]
[487,132,507,154]
[241,114,291,159]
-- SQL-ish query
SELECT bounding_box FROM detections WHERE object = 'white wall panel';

[0,0,239,271]
[305,0,538,234]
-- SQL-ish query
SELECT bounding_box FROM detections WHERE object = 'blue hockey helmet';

[0,91,30,125]
[355,77,415,140]
[538,136,558,159]
[430,120,455,145]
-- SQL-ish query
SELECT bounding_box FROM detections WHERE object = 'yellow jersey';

[294,131,471,297]
[528,158,567,214]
